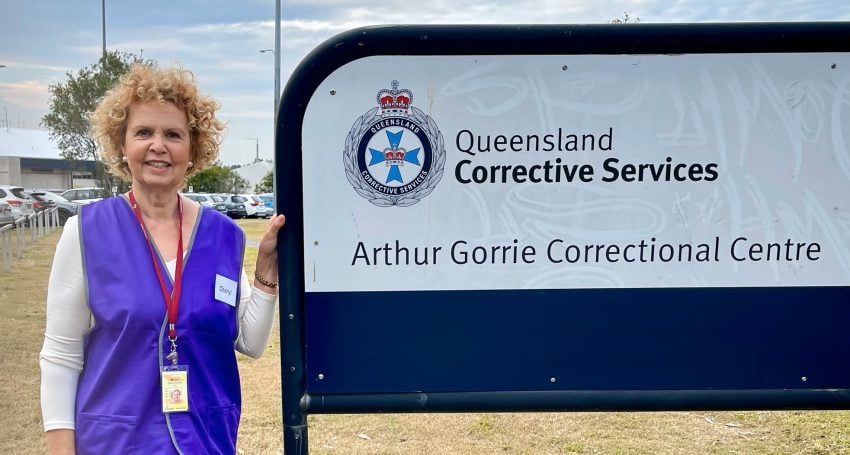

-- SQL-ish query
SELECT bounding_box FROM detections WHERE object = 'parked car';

[183,193,217,208]
[0,185,35,220]
[60,187,106,205]
[257,193,274,209]
[212,195,232,215]
[0,202,14,227]
[185,193,230,215]
[28,191,79,226]
[238,194,266,218]
[249,195,273,218]
[219,194,248,219]
[207,194,229,215]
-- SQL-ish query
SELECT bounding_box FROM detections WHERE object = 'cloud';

[219,110,273,119]
[281,0,850,25]
[184,20,272,38]
[0,61,70,72]
[0,80,52,110]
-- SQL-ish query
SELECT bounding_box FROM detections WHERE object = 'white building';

[0,127,98,190]
[233,160,273,193]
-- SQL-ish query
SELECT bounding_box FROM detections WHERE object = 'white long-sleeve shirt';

[39,216,277,431]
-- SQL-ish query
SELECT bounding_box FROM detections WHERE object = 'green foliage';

[254,171,273,193]
[41,50,154,193]
[609,12,640,23]
[186,163,249,194]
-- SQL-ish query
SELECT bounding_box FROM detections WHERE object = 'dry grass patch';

[238,218,272,242]
[305,411,850,455]
[0,230,61,455]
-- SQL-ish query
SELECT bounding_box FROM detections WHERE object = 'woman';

[39,64,285,454]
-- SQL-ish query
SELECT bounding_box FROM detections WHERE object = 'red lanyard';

[128,191,184,341]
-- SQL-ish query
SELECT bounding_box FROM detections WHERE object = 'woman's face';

[123,101,192,193]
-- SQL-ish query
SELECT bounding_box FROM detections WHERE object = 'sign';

[276,23,850,455]
[305,55,848,293]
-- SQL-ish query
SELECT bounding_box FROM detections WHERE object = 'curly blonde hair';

[90,64,226,181]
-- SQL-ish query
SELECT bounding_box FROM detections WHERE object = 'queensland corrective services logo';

[344,81,446,207]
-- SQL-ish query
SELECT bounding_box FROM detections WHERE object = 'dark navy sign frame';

[276,23,850,454]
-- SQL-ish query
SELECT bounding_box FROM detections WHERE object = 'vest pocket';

[206,403,239,452]
[77,413,140,454]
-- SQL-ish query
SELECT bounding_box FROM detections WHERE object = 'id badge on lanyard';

[162,365,189,413]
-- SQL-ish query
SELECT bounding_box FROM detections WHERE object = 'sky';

[1,0,849,165]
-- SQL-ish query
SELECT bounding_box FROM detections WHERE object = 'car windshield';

[211,195,224,202]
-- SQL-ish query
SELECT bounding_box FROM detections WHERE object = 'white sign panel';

[301,53,850,292]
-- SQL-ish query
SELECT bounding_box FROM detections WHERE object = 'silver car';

[59,187,105,205]
[28,191,79,226]
[0,202,13,227]
[183,193,217,208]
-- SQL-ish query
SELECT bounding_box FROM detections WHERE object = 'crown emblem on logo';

[345,80,446,207]
[376,80,412,117]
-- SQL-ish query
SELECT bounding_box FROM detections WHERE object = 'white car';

[60,187,105,205]
[249,195,273,218]
[0,185,35,220]
[239,194,266,218]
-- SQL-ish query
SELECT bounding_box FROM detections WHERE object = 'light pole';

[245,137,260,163]
[259,49,280,117]
[101,0,107,63]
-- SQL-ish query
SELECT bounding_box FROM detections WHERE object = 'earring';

[122,156,128,163]
[188,161,194,168]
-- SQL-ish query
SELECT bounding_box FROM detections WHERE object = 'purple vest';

[76,196,245,454]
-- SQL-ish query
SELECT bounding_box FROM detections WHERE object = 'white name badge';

[214,274,238,307]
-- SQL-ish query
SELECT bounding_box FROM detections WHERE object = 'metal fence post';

[0,225,12,271]
[1,210,61,271]
[16,218,25,257]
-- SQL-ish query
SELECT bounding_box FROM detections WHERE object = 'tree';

[255,171,273,193]
[186,163,249,194]
[41,50,153,194]
[609,12,640,24]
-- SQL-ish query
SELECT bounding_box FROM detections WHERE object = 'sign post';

[276,23,850,455]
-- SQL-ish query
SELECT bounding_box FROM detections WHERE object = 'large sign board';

[276,23,850,454]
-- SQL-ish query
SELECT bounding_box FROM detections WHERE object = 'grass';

[2,219,850,454]
[240,217,273,242]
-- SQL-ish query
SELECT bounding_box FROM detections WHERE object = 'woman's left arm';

[235,214,286,358]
